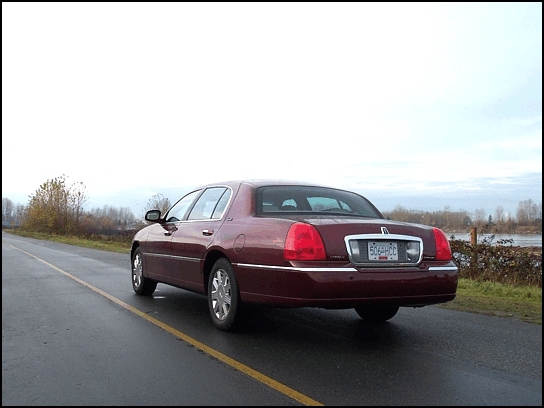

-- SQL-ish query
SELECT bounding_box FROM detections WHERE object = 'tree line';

[381,200,542,233]
[1,175,171,237]
[2,175,542,236]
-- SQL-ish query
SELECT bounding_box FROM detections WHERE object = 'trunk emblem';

[381,227,390,234]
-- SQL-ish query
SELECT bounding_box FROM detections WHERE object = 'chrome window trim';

[180,218,226,224]
[177,185,234,223]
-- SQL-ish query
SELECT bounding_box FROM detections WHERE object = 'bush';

[449,236,542,288]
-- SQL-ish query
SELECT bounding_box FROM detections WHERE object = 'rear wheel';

[354,305,399,322]
[131,247,157,296]
[208,258,242,332]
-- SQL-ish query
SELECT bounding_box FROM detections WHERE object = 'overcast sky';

[2,2,542,219]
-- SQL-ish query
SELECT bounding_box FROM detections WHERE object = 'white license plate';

[368,242,398,261]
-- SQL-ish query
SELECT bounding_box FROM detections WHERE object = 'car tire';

[208,258,242,332]
[131,247,157,296]
[354,305,399,322]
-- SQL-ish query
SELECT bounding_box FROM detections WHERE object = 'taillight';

[284,222,326,261]
[433,227,452,261]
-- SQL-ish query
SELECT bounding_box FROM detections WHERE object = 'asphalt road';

[2,231,542,406]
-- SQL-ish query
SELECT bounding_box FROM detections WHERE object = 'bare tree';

[2,197,14,224]
[516,199,539,225]
[473,208,486,222]
[494,206,505,223]
[145,193,172,216]
[69,181,88,231]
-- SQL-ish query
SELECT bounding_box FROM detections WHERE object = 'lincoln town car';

[130,180,458,331]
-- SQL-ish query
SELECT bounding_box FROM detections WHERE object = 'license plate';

[368,241,398,261]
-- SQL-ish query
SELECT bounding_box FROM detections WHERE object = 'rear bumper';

[233,262,458,308]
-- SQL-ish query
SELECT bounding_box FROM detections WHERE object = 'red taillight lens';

[284,222,326,261]
[433,227,452,261]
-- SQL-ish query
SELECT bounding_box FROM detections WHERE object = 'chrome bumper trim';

[428,266,458,271]
[235,263,358,272]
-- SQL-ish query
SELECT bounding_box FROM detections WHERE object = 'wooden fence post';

[470,227,478,272]
[470,227,477,246]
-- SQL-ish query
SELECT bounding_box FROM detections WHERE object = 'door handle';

[164,225,177,236]
[202,229,214,236]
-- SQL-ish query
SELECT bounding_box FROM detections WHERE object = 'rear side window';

[211,189,231,219]
[256,186,382,218]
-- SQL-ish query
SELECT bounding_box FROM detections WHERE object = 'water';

[447,233,542,247]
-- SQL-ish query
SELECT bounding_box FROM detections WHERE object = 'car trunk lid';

[298,216,437,262]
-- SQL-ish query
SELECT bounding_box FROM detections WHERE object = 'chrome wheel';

[132,250,143,290]
[208,258,241,331]
[131,247,157,296]
[210,268,232,321]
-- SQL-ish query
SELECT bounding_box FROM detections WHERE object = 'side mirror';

[145,210,161,222]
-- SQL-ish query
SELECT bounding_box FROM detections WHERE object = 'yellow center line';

[8,243,324,406]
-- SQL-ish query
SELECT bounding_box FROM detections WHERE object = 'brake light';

[433,227,452,261]
[284,222,326,261]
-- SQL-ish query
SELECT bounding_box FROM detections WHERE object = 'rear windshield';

[255,186,383,218]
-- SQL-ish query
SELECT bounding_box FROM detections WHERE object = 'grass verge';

[438,279,541,325]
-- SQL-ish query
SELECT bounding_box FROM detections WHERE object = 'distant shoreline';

[445,231,542,248]
[444,230,542,235]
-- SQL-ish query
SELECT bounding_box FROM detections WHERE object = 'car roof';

[196,179,332,190]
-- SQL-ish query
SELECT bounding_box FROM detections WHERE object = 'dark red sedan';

[130,180,458,331]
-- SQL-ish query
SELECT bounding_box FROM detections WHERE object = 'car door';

[142,221,178,280]
[144,189,202,281]
[169,187,232,292]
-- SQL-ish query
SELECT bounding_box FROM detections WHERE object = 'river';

[446,233,542,247]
